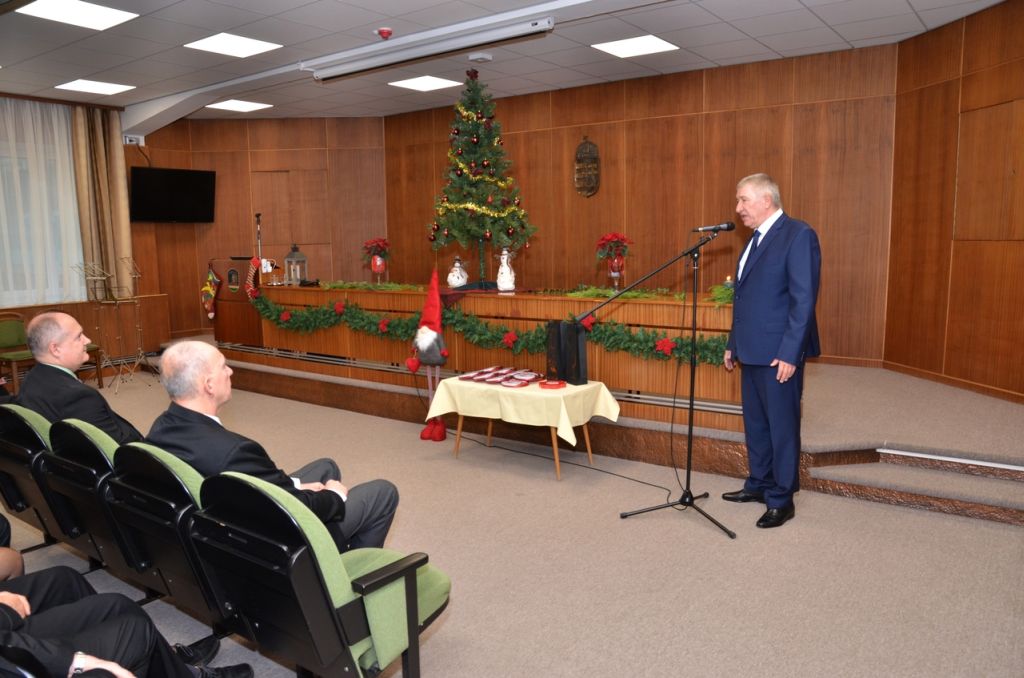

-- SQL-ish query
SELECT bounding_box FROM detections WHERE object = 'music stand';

[585,235,735,539]
[73,262,119,382]
[116,257,155,387]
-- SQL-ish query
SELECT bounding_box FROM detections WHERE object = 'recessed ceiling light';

[591,35,679,59]
[388,76,462,92]
[16,0,137,31]
[205,99,273,112]
[55,79,135,95]
[185,33,282,58]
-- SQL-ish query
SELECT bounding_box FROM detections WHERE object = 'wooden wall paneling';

[494,91,551,133]
[250,171,290,248]
[945,241,1024,392]
[791,97,895,360]
[247,118,326,150]
[884,81,959,372]
[954,101,1022,241]
[153,223,202,336]
[623,71,703,120]
[128,223,160,295]
[702,107,794,288]
[962,0,1024,73]
[960,57,1024,113]
[622,115,703,295]
[328,148,386,281]
[143,120,191,151]
[795,45,897,102]
[384,109,440,148]
[289,169,330,247]
[385,141,445,284]
[192,151,253,256]
[705,59,795,112]
[895,20,963,94]
[553,123,625,290]
[550,81,625,127]
[502,130,557,290]
[188,120,247,152]
[326,117,383,149]
[249,149,327,172]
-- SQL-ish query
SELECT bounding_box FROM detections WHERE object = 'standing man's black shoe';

[756,504,795,528]
[173,635,220,667]
[721,489,765,503]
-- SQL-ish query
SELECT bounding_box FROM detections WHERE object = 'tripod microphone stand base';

[620,489,736,539]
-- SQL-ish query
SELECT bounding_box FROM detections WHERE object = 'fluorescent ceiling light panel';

[591,35,679,58]
[205,99,273,112]
[311,16,554,81]
[16,0,137,30]
[389,76,461,92]
[55,79,134,95]
[185,33,282,58]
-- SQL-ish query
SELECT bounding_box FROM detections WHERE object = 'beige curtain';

[71,107,134,299]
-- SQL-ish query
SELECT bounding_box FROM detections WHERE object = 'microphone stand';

[615,232,736,539]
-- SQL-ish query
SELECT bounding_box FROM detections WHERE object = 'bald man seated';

[147,341,399,553]
[16,312,143,444]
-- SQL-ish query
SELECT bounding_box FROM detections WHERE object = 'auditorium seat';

[191,472,451,678]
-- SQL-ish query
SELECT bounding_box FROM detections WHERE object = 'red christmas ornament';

[455,169,463,176]
[443,228,449,237]
[471,136,479,144]
[469,161,476,168]
[482,160,489,167]
[441,196,448,202]
[486,195,493,204]
[467,68,479,80]
[502,198,509,206]
[483,229,491,240]
[506,227,514,236]
[451,128,459,135]
[456,148,463,156]
[431,222,439,231]
[513,197,520,206]
[524,241,530,249]
[489,170,495,176]
[476,111,483,120]
[428,233,436,241]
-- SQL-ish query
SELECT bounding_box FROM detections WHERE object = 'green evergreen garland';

[250,294,726,365]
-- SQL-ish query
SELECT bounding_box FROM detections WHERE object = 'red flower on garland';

[378,317,390,333]
[279,310,291,323]
[247,288,260,299]
[502,331,518,349]
[655,337,675,356]
[580,314,596,331]
[334,301,345,315]
[595,232,633,260]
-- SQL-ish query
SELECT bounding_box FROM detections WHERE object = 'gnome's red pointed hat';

[419,269,442,333]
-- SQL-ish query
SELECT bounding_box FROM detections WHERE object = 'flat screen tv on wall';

[129,166,216,223]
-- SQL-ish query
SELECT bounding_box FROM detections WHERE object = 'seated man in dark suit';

[16,312,143,444]
[147,340,399,553]
[0,565,251,677]
[0,379,11,405]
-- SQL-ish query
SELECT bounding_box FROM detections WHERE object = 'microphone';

[692,221,735,233]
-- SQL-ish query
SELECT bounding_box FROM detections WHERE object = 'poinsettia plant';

[595,232,633,260]
[362,238,390,263]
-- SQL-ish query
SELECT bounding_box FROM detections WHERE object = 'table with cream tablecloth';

[425,377,620,479]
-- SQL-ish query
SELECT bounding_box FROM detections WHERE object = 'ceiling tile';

[696,0,806,21]
[660,21,749,48]
[831,12,925,41]
[152,0,270,31]
[758,27,847,51]
[618,3,721,32]
[279,1,388,32]
[731,8,828,37]
[689,38,778,61]
[917,0,1002,29]
[811,0,916,25]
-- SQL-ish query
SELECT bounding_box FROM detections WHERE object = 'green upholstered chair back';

[50,419,118,468]
[0,314,27,350]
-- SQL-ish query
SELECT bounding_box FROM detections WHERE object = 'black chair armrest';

[350,552,427,595]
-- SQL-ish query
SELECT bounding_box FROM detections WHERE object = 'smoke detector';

[468,51,493,63]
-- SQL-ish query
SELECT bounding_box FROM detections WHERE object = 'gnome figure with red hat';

[407,269,449,441]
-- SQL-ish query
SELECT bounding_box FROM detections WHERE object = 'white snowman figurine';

[447,256,468,288]
[496,247,516,294]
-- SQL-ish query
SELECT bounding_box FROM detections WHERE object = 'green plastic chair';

[192,472,451,677]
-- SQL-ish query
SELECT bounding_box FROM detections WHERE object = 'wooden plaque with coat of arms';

[574,136,599,197]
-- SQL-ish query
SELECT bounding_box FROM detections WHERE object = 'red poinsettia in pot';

[362,237,390,283]
[595,232,633,289]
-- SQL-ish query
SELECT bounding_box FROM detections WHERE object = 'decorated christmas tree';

[428,69,536,283]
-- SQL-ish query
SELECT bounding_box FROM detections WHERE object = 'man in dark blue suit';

[722,173,821,528]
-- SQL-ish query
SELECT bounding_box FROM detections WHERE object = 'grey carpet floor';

[6,366,1023,677]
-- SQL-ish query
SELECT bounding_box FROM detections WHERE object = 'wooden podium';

[210,258,263,346]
